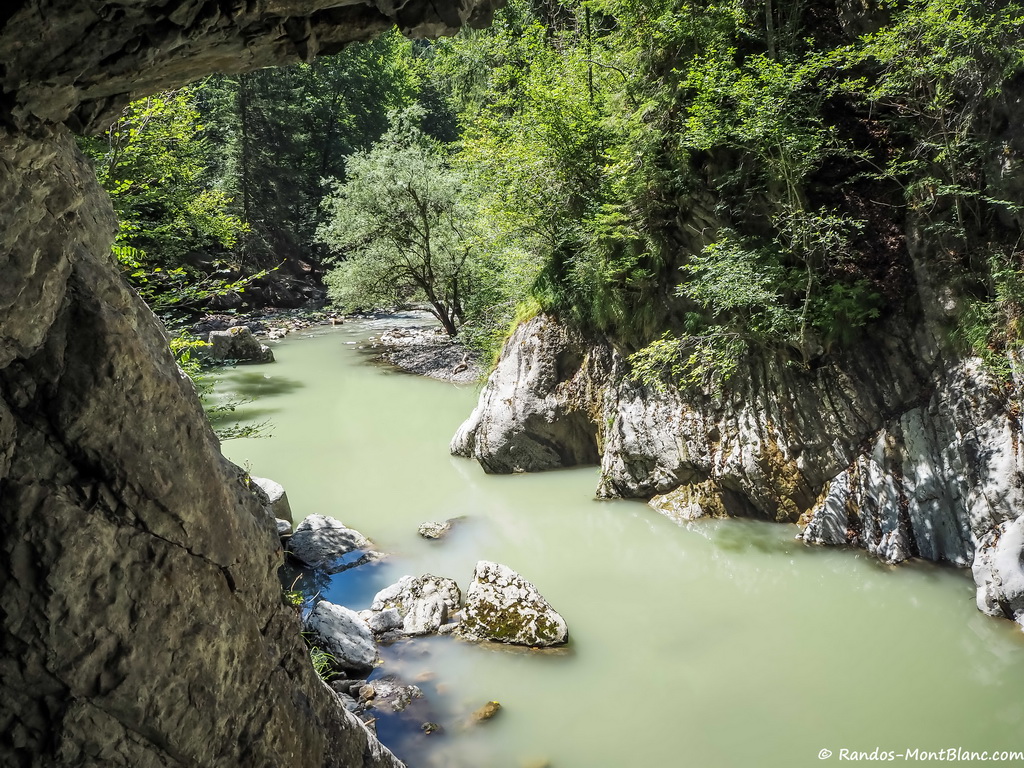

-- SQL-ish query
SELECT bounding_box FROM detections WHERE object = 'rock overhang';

[0,0,503,133]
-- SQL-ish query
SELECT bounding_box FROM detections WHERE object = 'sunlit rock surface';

[370,574,462,636]
[289,514,381,573]
[451,315,608,473]
[455,561,568,647]
[453,311,1024,628]
[305,601,379,674]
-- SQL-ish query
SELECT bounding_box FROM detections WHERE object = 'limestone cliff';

[453,301,1024,629]
[0,0,497,766]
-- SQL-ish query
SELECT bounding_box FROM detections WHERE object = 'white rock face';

[251,475,293,524]
[453,312,1024,629]
[451,315,607,473]
[370,575,461,636]
[798,360,1022,567]
[974,516,1024,628]
[359,607,403,635]
[456,561,568,647]
[304,601,378,673]
[288,515,380,573]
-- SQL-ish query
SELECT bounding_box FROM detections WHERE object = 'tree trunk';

[430,301,458,337]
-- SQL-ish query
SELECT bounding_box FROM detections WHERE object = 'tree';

[318,108,478,336]
[78,86,250,315]
[199,32,417,268]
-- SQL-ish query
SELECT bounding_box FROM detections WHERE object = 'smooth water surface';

[216,318,1024,768]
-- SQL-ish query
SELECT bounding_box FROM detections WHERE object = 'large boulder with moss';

[455,561,568,647]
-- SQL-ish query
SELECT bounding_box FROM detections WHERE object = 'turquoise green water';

[216,319,1024,768]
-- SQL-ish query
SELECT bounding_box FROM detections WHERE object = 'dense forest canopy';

[83,0,1024,382]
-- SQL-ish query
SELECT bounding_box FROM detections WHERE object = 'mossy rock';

[454,561,568,647]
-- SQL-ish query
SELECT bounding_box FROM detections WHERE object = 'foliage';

[200,32,417,267]
[319,107,483,336]
[832,0,1024,376]
[81,87,247,261]
[170,331,270,441]
[82,0,1024,395]
[80,87,251,314]
[439,0,1020,390]
[308,646,338,682]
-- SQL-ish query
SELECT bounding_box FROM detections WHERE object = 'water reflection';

[219,370,305,398]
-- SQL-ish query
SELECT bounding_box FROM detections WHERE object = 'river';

[214,316,1024,768]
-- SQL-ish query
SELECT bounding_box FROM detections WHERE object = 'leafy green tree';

[200,32,417,268]
[79,86,250,314]
[319,109,479,336]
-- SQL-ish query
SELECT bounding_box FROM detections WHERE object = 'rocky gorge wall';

[452,272,1024,630]
[0,1,496,766]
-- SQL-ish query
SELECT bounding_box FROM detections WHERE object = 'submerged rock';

[204,325,274,363]
[648,480,731,524]
[471,700,502,722]
[418,520,453,539]
[288,514,381,573]
[455,561,568,647]
[304,601,378,674]
[363,676,425,714]
[370,575,462,636]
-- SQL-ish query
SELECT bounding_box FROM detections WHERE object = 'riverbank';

[190,308,484,383]
[363,325,483,384]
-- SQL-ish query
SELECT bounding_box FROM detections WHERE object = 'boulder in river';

[455,561,568,647]
[303,601,378,675]
[471,700,502,722]
[191,314,266,336]
[370,575,462,636]
[360,607,404,635]
[205,326,274,363]
[250,475,293,524]
[450,315,605,473]
[288,514,381,573]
